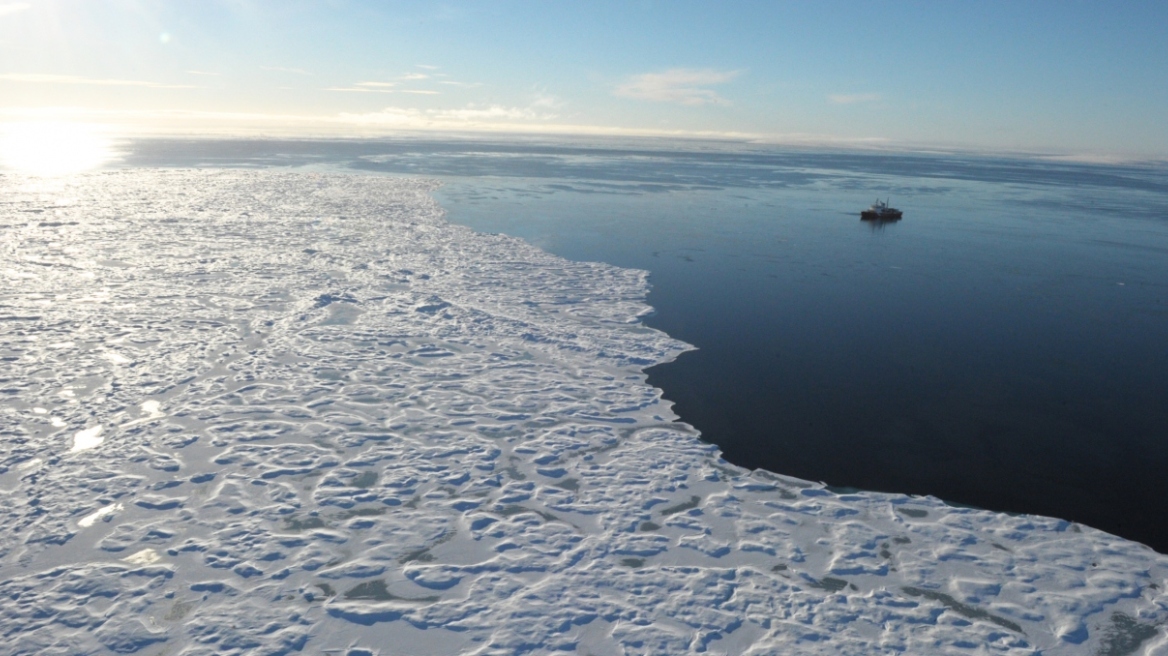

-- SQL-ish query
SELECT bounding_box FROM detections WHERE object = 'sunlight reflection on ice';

[123,400,165,429]
[77,503,122,528]
[102,351,131,365]
[122,548,161,565]
[0,122,118,176]
[70,425,104,452]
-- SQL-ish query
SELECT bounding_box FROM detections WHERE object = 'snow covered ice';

[1,170,1167,655]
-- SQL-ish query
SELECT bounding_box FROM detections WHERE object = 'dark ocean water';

[123,137,1168,552]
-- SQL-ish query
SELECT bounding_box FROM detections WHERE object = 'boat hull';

[861,210,902,220]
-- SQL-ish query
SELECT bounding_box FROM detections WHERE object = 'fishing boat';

[860,199,903,220]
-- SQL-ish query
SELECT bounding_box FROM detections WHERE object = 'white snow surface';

[1,170,1166,656]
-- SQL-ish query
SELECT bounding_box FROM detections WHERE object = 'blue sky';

[1,0,1166,158]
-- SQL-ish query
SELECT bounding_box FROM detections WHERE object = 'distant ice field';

[2,170,1167,655]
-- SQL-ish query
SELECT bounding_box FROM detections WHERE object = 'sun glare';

[0,122,118,176]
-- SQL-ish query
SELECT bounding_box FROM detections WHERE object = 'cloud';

[399,73,430,81]
[0,73,194,89]
[340,101,559,127]
[0,105,800,143]
[0,3,30,18]
[829,93,880,105]
[261,66,312,75]
[614,68,740,106]
[187,70,219,76]
[530,94,561,110]
[329,87,438,95]
[324,87,396,94]
[328,81,440,95]
[431,104,551,121]
[416,64,440,70]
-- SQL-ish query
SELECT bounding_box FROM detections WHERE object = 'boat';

[860,199,903,221]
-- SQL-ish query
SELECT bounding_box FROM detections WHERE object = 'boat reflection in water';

[862,215,902,231]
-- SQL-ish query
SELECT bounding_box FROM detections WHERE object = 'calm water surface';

[124,138,1168,551]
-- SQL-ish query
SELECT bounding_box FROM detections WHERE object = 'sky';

[1,0,1167,158]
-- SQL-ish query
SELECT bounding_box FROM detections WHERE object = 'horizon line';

[1,106,1164,166]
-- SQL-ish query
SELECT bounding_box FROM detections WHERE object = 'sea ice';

[0,170,1165,655]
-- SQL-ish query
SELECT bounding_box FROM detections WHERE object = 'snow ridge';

[1,170,1165,655]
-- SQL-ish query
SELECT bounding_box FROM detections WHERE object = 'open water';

[123,137,1168,551]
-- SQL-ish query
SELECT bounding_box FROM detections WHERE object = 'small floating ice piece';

[32,407,47,414]
[71,425,104,452]
[50,417,66,428]
[123,548,161,565]
[78,503,122,528]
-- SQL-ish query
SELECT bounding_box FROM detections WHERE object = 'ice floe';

[78,503,123,529]
[1,170,1166,655]
[70,425,104,452]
